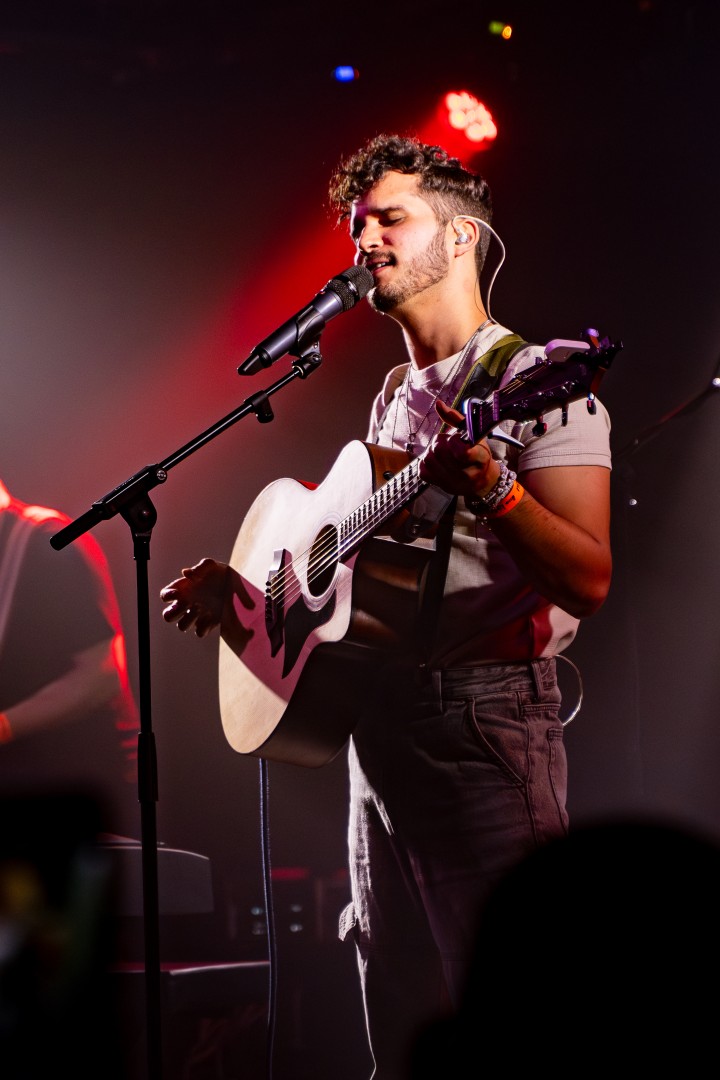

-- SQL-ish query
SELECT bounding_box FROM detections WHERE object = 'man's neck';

[397,308,491,370]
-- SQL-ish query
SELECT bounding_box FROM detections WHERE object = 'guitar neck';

[338,335,623,560]
[338,455,426,557]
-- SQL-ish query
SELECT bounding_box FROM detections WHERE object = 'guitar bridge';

[265,548,288,657]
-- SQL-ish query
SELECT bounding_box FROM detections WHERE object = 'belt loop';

[432,668,443,708]
[415,661,429,687]
[529,658,543,701]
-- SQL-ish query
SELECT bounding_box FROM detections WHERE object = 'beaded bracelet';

[0,712,12,743]
[465,460,516,516]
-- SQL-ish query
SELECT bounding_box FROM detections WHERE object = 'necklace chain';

[398,320,492,456]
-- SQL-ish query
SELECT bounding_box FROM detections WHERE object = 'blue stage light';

[333,65,358,82]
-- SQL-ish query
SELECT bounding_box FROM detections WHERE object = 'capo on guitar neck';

[462,398,525,449]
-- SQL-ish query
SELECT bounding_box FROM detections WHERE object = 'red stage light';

[444,92,497,142]
[417,90,498,162]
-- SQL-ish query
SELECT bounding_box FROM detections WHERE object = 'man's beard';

[369,225,449,314]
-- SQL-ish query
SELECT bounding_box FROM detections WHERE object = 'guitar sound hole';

[308,525,339,597]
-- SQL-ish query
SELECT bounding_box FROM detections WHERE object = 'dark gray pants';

[341,657,568,1079]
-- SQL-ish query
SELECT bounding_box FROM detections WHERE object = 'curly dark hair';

[328,133,494,269]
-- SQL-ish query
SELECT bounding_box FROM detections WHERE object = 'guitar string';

[264,327,494,608]
[265,457,423,610]
[264,358,590,608]
[264,364,532,608]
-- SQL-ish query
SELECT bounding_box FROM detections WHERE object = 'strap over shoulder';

[411,333,529,663]
[449,332,528,415]
[392,332,530,539]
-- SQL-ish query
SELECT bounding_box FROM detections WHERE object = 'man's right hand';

[160,558,234,638]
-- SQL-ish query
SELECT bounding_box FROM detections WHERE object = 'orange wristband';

[486,480,525,519]
[0,712,12,743]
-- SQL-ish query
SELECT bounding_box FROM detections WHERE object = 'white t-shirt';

[366,321,612,665]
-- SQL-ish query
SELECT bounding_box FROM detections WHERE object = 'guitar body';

[218,440,432,767]
[217,332,622,768]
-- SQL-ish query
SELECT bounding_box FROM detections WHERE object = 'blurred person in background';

[0,475,140,838]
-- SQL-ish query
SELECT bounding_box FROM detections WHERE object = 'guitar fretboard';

[338,457,425,557]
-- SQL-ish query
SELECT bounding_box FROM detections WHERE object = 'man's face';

[349,171,450,314]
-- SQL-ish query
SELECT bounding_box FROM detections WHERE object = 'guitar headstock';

[463,329,623,444]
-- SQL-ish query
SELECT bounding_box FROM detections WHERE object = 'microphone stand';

[609,364,720,803]
[49,345,324,1080]
[615,370,720,464]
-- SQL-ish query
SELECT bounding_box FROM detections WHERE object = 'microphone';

[238,265,374,375]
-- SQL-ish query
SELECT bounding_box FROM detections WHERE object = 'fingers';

[160,596,219,637]
[158,559,218,607]
[435,398,465,428]
[175,604,201,634]
[160,595,195,628]
[158,577,205,632]
[159,585,186,619]
[159,577,186,598]
[159,557,228,636]
[419,428,493,493]
[182,558,216,578]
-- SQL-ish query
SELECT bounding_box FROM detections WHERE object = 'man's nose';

[356,223,382,255]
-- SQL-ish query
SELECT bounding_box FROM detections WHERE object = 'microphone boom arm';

[50,344,325,551]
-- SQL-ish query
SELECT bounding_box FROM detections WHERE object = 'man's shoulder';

[379,362,410,405]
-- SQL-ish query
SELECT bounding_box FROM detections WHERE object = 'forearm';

[486,486,612,617]
[1,638,121,743]
[421,402,612,618]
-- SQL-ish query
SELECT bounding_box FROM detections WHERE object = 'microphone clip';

[291,343,324,379]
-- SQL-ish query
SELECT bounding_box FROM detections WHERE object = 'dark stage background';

[2,2,720,1076]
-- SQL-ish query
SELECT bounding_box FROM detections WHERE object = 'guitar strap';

[446,332,527,418]
[414,332,529,665]
[399,332,528,541]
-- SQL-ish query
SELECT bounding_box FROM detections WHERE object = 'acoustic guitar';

[219,334,622,767]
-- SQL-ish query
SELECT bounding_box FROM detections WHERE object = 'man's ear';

[450,216,478,252]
